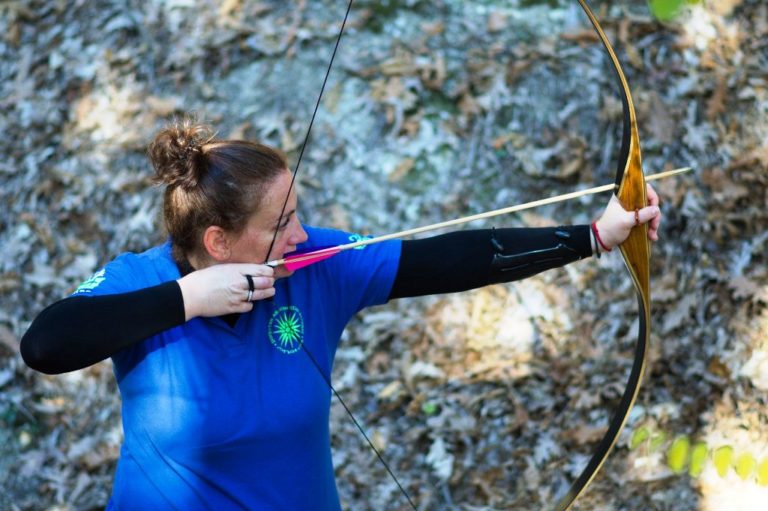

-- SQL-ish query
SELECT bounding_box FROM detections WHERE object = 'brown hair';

[148,118,288,260]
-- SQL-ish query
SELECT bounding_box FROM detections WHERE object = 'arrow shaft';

[268,166,690,267]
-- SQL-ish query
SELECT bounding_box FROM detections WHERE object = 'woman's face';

[228,169,308,278]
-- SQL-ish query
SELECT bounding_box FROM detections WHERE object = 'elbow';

[20,327,62,375]
[21,297,99,375]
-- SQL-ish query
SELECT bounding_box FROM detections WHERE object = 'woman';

[20,119,661,510]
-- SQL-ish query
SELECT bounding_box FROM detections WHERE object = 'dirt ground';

[1,0,766,509]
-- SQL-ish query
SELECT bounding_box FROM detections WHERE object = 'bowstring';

[263,0,351,263]
[263,1,416,508]
[300,340,417,510]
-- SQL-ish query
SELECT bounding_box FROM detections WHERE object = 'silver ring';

[245,274,255,302]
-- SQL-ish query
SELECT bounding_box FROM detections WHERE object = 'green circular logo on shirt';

[268,306,304,354]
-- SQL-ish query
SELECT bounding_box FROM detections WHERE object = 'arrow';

[267,166,691,271]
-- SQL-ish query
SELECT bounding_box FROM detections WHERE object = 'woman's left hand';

[595,183,662,250]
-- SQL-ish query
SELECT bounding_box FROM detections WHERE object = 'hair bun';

[149,119,215,189]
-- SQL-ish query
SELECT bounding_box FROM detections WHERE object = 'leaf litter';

[1,0,766,509]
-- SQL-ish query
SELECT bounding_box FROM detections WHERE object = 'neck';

[175,249,213,276]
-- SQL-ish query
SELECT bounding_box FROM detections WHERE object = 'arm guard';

[488,227,586,283]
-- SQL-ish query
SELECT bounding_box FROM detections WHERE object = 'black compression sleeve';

[388,225,592,299]
[20,281,186,374]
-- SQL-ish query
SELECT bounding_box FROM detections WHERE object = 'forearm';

[388,226,592,299]
[20,281,185,374]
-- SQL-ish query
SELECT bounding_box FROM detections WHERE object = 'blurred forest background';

[0,0,766,509]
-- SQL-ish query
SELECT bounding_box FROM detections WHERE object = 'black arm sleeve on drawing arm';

[20,281,186,375]
[389,225,592,299]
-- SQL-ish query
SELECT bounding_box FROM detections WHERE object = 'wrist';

[176,275,199,321]
[591,221,612,252]
[590,226,601,258]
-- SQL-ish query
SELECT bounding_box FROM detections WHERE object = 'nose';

[290,221,308,246]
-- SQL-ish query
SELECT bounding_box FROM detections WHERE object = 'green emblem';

[348,233,372,249]
[74,269,106,294]
[268,306,304,354]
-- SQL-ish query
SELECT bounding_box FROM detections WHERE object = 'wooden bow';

[553,2,651,509]
[270,1,652,509]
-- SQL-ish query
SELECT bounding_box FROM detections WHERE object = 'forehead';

[257,170,296,223]
[269,170,296,206]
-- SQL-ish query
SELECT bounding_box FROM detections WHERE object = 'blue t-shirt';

[74,226,401,510]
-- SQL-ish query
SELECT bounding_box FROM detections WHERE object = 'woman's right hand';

[177,264,275,320]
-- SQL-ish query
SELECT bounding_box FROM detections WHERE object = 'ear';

[202,225,232,262]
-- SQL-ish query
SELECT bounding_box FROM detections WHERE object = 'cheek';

[233,229,272,261]
[278,228,299,248]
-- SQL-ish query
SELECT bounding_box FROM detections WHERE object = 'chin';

[275,268,294,279]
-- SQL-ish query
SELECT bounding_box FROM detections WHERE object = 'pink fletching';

[282,247,341,271]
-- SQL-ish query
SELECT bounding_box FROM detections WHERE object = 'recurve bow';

[553,2,651,509]
[267,1,651,509]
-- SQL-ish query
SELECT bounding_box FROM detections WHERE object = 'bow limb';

[553,2,651,510]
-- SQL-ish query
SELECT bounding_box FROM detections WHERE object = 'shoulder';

[290,225,400,312]
[72,242,176,296]
[300,225,376,249]
[297,224,400,279]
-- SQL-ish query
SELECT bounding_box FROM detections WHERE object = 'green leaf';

[421,401,438,416]
[757,458,768,486]
[649,431,667,452]
[689,442,708,478]
[647,0,686,21]
[735,453,757,481]
[630,426,651,450]
[667,436,690,474]
[713,446,734,478]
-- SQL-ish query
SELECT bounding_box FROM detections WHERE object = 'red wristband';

[591,222,612,252]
